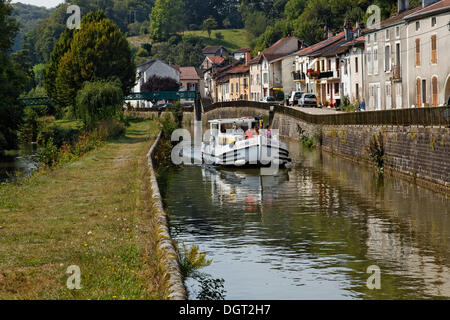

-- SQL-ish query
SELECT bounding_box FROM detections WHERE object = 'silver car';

[299,94,318,108]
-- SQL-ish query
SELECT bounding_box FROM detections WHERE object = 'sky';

[12,0,65,8]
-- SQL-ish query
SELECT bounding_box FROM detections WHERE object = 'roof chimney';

[422,0,439,8]
[398,0,410,14]
[245,51,251,64]
[344,21,354,41]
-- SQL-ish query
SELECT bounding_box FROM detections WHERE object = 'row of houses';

[199,0,450,110]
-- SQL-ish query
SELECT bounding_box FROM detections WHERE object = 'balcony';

[293,72,306,81]
[393,65,401,81]
[318,71,335,79]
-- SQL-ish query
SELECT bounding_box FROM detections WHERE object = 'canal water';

[0,146,38,183]
[158,139,450,300]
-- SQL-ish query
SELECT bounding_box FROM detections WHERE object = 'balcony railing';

[319,71,335,79]
[293,72,306,81]
[393,65,401,81]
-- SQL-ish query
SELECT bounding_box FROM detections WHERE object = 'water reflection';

[0,146,38,182]
[159,139,450,300]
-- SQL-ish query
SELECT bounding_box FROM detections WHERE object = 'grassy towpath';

[0,120,167,300]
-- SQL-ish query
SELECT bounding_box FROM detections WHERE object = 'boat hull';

[202,137,292,169]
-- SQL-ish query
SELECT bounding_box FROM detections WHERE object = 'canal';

[0,146,38,183]
[158,139,450,300]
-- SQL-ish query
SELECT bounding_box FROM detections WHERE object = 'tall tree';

[0,0,26,149]
[202,17,218,39]
[149,0,184,41]
[54,11,135,109]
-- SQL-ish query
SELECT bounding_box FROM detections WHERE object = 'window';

[386,29,390,40]
[367,49,372,75]
[355,57,359,73]
[431,34,437,64]
[373,48,378,74]
[415,38,421,66]
[334,83,339,94]
[368,34,371,43]
[385,45,391,72]
[431,17,436,27]
[396,26,400,38]
[356,83,359,99]
[432,76,438,107]
[374,33,377,42]
[416,21,420,31]
[422,79,426,105]
[327,59,331,71]
[263,73,268,84]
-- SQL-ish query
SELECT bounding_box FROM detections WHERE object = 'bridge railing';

[204,101,450,127]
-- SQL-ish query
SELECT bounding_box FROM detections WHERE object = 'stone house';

[249,55,263,101]
[364,0,421,111]
[404,0,450,107]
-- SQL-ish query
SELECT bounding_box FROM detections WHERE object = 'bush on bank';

[39,119,126,167]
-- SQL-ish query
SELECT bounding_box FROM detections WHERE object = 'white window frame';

[386,28,390,41]
[367,48,372,75]
[385,44,392,72]
[395,26,400,38]
[373,46,379,75]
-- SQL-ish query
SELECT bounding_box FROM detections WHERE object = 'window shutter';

[431,35,437,64]
[416,39,420,66]
[416,78,421,107]
[432,77,438,107]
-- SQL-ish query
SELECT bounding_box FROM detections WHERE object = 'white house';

[128,59,180,108]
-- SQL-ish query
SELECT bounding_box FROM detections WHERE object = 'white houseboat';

[202,117,292,168]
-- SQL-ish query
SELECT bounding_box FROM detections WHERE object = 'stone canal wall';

[202,103,450,193]
[147,132,187,300]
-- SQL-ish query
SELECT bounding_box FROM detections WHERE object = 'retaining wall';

[147,132,187,300]
[203,104,450,192]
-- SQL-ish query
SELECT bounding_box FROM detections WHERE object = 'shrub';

[177,243,211,279]
[136,47,149,57]
[39,138,59,167]
[170,101,183,128]
[76,80,124,128]
[160,112,177,140]
[368,132,384,172]
[215,32,224,40]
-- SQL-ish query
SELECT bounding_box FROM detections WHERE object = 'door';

[376,84,381,110]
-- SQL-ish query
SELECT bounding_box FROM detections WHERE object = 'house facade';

[262,36,304,98]
[129,59,180,108]
[249,55,263,101]
[404,0,450,107]
[179,67,201,92]
[364,1,421,111]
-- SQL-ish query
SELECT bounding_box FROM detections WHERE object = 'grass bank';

[182,29,250,51]
[0,119,169,300]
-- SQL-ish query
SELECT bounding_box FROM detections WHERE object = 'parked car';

[288,91,304,106]
[158,103,172,111]
[260,96,276,103]
[299,94,318,108]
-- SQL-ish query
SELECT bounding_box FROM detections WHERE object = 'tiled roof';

[248,54,263,65]
[234,48,250,53]
[262,36,300,62]
[202,46,226,54]
[207,56,226,65]
[296,32,345,57]
[180,67,200,80]
[227,64,249,74]
[405,0,450,20]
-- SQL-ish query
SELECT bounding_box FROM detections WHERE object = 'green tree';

[244,11,268,37]
[202,17,218,39]
[54,12,135,111]
[75,80,124,128]
[284,0,308,21]
[149,0,184,42]
[0,0,26,150]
